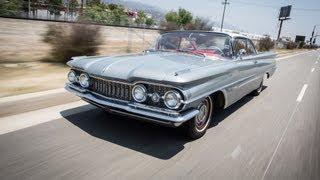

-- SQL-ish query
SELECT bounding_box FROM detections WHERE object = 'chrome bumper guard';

[65,83,199,127]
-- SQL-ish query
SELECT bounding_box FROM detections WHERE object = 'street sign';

[279,5,292,20]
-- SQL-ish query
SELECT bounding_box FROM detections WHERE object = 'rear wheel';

[186,96,213,139]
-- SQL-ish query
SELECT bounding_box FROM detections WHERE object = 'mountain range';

[102,0,165,21]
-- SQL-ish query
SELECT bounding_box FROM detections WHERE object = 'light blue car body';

[65,31,276,127]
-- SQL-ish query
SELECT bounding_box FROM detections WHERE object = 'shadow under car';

[60,87,266,159]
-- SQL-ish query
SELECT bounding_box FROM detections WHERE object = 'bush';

[303,44,318,49]
[42,24,102,63]
[297,41,305,49]
[162,8,193,30]
[286,41,297,50]
[145,18,155,27]
[160,21,179,31]
[185,17,213,31]
[257,36,275,52]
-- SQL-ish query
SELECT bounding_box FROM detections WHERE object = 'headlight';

[68,70,76,83]
[79,73,90,88]
[164,90,182,109]
[132,84,147,102]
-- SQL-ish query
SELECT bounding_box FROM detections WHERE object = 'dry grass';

[0,62,69,97]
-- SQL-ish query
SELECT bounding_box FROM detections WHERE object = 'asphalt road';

[0,50,319,180]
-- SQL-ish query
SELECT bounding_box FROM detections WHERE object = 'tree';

[108,4,129,25]
[145,18,155,27]
[69,0,79,13]
[177,8,192,28]
[88,0,101,6]
[107,3,118,10]
[0,0,22,16]
[47,0,63,17]
[79,3,111,24]
[186,17,213,31]
[135,11,147,26]
[165,11,178,23]
[162,8,193,30]
[79,2,129,26]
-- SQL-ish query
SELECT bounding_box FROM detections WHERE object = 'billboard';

[279,5,292,19]
[295,35,306,42]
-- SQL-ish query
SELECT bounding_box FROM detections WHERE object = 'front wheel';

[186,96,213,139]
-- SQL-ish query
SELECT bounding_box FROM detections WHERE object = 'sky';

[134,0,320,40]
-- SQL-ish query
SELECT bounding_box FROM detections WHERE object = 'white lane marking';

[249,158,255,166]
[262,103,300,180]
[0,101,95,135]
[276,51,313,61]
[296,84,308,102]
[0,88,66,104]
[231,145,241,159]
[311,68,315,72]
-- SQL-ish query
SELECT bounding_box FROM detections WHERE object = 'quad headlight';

[164,90,182,109]
[68,70,77,83]
[79,73,90,88]
[132,84,147,102]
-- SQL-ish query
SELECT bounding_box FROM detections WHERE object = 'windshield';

[156,32,233,58]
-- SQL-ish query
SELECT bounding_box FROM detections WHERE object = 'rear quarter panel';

[181,51,276,110]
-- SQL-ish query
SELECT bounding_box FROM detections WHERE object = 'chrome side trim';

[183,73,259,105]
[65,83,199,123]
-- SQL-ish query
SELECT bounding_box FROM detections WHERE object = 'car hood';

[67,52,230,85]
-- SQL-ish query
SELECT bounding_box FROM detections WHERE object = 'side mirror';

[238,49,247,56]
[236,49,247,60]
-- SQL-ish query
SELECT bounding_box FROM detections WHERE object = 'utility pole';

[220,0,229,32]
[310,25,317,44]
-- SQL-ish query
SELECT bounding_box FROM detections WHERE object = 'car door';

[241,38,262,93]
[230,38,258,102]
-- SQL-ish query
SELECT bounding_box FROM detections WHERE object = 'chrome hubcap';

[195,99,211,131]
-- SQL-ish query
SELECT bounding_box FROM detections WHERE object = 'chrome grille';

[89,77,133,101]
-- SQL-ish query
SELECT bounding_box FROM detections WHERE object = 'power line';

[232,0,278,8]
[231,0,320,12]
[293,8,320,12]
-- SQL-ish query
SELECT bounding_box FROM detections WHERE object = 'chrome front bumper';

[65,83,199,127]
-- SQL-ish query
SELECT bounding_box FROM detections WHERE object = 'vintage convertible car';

[65,31,276,139]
